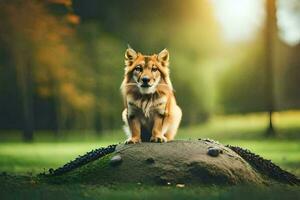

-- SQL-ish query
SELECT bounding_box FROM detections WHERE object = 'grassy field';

[0,140,299,176]
[0,179,299,200]
[0,111,299,199]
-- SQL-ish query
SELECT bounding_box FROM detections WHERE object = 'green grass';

[177,111,300,140]
[0,179,300,200]
[0,142,107,174]
[0,140,299,176]
[2,111,300,142]
[0,111,299,199]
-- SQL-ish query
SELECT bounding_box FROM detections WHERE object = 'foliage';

[216,40,267,114]
[0,0,299,136]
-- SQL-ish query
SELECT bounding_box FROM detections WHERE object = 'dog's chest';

[127,95,167,118]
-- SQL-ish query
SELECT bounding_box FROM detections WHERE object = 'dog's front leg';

[126,116,141,144]
[150,114,167,143]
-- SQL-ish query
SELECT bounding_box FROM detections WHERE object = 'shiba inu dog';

[120,47,182,143]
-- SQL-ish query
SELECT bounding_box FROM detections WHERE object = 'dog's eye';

[152,67,158,72]
[135,65,142,72]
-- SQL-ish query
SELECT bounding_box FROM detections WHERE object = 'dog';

[120,47,182,143]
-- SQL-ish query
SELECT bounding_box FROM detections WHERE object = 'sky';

[277,0,300,46]
[210,0,300,46]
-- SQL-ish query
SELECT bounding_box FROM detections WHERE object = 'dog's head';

[124,47,170,94]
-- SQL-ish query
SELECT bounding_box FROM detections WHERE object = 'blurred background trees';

[0,0,299,141]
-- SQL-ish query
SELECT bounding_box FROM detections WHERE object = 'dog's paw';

[125,138,141,144]
[150,136,167,143]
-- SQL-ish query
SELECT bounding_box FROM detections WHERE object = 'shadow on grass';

[0,173,300,200]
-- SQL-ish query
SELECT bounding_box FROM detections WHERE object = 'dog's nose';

[141,76,150,83]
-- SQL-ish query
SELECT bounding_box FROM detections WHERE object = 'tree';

[265,0,277,137]
[0,0,87,140]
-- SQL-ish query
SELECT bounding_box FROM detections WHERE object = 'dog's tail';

[122,109,132,139]
[123,125,131,138]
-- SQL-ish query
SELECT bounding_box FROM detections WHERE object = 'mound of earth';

[44,140,300,186]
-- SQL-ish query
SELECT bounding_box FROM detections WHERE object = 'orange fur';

[121,47,182,143]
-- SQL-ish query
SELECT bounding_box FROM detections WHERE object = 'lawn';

[0,140,299,176]
[0,111,299,199]
[1,179,300,200]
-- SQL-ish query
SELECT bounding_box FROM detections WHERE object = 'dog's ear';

[158,49,169,66]
[125,45,137,62]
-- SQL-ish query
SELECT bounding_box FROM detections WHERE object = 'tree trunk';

[265,0,276,137]
[15,51,34,142]
[22,58,34,141]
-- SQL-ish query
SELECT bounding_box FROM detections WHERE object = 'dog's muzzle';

[141,76,151,88]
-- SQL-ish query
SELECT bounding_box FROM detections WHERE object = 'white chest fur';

[127,95,167,118]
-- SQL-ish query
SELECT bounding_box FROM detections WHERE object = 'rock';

[176,183,185,188]
[49,140,268,185]
[145,157,155,164]
[207,147,223,157]
[109,154,122,166]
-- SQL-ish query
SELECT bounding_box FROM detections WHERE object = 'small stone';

[176,183,185,188]
[207,147,222,157]
[203,138,220,144]
[146,157,155,164]
[109,154,122,166]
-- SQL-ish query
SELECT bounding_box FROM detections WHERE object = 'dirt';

[45,140,280,185]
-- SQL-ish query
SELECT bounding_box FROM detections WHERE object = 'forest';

[0,1,300,199]
[1,0,299,141]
